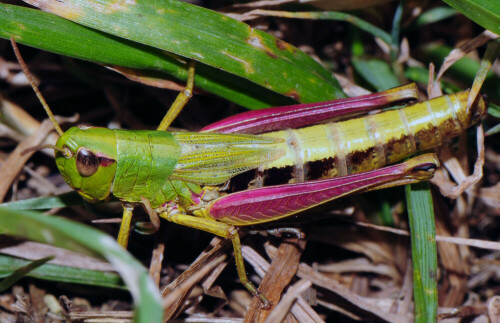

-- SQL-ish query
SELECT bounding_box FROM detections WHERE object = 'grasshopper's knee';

[226,226,238,239]
[158,210,177,224]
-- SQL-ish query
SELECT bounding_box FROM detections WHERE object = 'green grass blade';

[404,66,462,94]
[1,192,82,209]
[0,207,163,322]
[0,256,53,292]
[0,4,293,109]
[442,0,500,34]
[22,0,345,103]
[0,254,125,289]
[405,182,438,323]
[351,58,400,91]
[485,122,500,136]
[410,7,457,28]
[390,0,404,61]
[488,103,500,118]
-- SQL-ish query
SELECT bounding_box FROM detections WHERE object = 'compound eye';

[76,148,99,177]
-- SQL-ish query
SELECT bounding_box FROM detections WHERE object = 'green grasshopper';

[13,40,487,308]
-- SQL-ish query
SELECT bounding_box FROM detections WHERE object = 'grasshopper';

[13,41,487,308]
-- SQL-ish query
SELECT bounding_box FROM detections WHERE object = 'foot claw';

[257,293,272,310]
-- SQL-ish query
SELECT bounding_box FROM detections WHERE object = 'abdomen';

[255,91,477,186]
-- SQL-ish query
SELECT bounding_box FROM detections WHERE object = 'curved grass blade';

[405,182,438,323]
[22,0,345,103]
[0,4,293,109]
[1,192,82,210]
[0,207,163,322]
[0,256,53,292]
[242,10,392,45]
[421,44,500,103]
[0,254,124,289]
[409,7,457,28]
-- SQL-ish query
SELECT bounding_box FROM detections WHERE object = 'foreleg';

[117,204,134,248]
[157,60,196,131]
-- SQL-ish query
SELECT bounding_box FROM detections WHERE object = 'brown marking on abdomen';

[264,165,295,186]
[345,147,378,174]
[305,157,338,180]
[413,124,442,151]
[383,134,414,164]
[437,118,463,139]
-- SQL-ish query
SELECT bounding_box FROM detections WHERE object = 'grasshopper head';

[55,127,118,203]
[10,40,119,203]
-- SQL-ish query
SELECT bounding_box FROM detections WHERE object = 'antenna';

[10,38,64,136]
[22,144,72,158]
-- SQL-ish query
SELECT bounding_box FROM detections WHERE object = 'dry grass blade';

[162,237,230,321]
[0,118,62,202]
[432,125,485,199]
[292,296,326,323]
[488,296,500,322]
[479,182,500,208]
[149,243,165,287]
[264,279,313,323]
[245,238,305,322]
[0,238,114,271]
[355,221,500,251]
[309,225,396,265]
[434,30,499,85]
[241,243,323,323]
[434,203,468,307]
[297,264,410,323]
[163,255,226,319]
[107,66,187,92]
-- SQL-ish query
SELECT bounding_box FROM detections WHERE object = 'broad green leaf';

[405,182,438,323]
[0,4,293,109]
[21,0,345,103]
[0,254,124,289]
[0,207,163,322]
[442,0,500,34]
